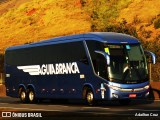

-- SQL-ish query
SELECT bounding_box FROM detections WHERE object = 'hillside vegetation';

[0,0,90,53]
[118,0,160,56]
[0,0,160,80]
[0,0,159,53]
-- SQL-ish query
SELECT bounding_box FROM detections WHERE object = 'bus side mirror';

[144,51,156,64]
[94,50,110,65]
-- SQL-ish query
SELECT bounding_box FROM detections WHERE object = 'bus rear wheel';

[19,88,28,103]
[28,89,37,103]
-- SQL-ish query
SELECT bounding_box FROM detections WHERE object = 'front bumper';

[108,86,150,100]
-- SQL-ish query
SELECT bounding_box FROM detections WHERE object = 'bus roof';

[6,32,139,51]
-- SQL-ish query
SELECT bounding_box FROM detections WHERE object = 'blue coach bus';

[4,32,156,105]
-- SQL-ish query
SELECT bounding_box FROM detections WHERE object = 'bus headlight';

[108,84,121,91]
[112,93,119,98]
[144,85,150,90]
[145,92,149,97]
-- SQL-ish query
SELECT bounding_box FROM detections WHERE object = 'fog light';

[112,93,118,98]
[145,92,149,97]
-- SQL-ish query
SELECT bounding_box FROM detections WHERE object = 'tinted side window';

[32,46,45,65]
[86,40,106,75]
[45,41,88,64]
[6,48,32,66]
[5,51,13,65]
[5,41,88,65]
[86,40,103,62]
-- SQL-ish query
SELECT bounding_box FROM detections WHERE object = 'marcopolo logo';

[17,62,80,75]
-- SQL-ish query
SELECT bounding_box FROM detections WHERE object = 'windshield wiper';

[135,67,142,79]
[122,68,130,82]
[123,67,142,83]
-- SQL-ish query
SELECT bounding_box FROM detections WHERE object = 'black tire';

[119,99,131,105]
[86,89,95,106]
[28,88,37,103]
[19,88,28,103]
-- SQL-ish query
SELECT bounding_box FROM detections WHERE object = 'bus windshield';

[104,44,148,84]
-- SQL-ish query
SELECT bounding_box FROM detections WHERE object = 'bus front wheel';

[86,90,95,106]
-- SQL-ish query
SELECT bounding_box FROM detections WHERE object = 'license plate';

[129,94,136,98]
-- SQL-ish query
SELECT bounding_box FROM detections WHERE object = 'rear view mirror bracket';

[94,50,110,65]
[144,51,156,64]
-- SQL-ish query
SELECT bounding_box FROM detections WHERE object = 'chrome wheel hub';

[87,92,93,103]
[29,91,34,101]
[21,91,26,100]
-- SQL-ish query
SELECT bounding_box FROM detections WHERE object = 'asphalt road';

[0,97,160,119]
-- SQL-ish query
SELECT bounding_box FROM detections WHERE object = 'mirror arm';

[144,51,156,64]
[95,50,110,65]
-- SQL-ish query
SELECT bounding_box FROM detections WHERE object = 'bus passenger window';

[95,54,108,79]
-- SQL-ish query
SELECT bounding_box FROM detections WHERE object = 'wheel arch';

[82,83,95,99]
[27,84,36,92]
[18,84,26,96]
[18,84,28,103]
[18,84,26,90]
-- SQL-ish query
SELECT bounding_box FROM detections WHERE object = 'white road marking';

[82,107,110,110]
[75,111,134,116]
[48,105,69,108]
[142,109,160,111]
[0,107,62,112]
[128,109,160,111]
[0,103,9,105]
[128,109,143,110]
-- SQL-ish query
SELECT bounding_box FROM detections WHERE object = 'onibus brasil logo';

[17,62,80,75]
